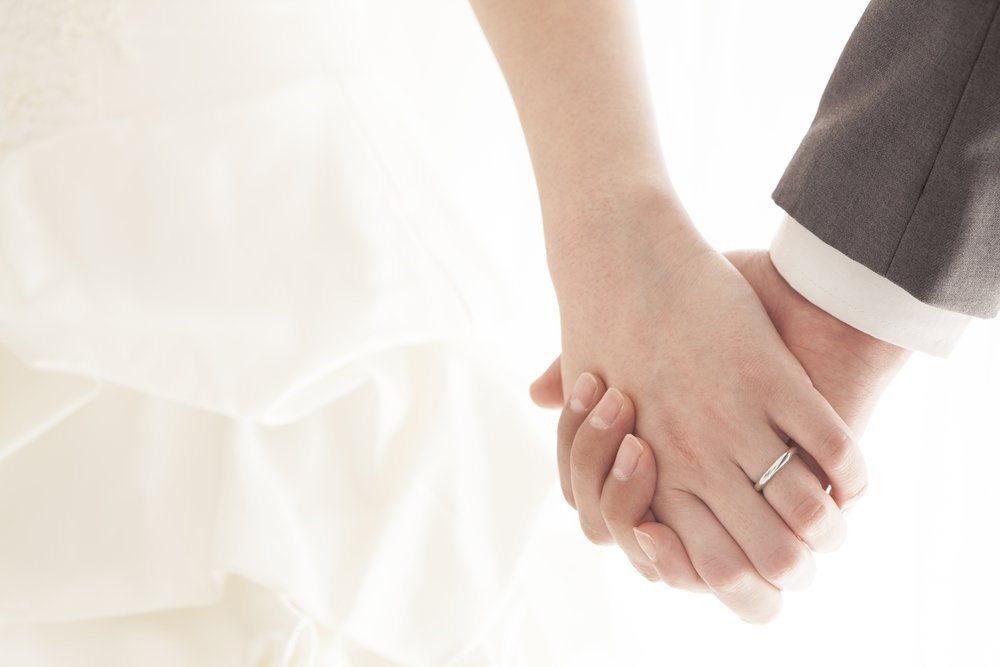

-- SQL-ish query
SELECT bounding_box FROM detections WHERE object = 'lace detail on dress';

[0,0,125,153]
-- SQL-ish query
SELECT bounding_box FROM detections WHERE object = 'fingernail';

[612,434,643,481]
[569,373,599,413]
[634,527,657,563]
[588,388,623,429]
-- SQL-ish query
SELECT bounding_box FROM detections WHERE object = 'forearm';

[469,0,695,287]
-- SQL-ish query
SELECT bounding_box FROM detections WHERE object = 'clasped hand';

[536,208,868,624]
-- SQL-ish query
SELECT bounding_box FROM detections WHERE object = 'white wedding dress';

[0,1,615,664]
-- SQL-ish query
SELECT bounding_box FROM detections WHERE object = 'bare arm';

[470,0,685,287]
[471,0,864,625]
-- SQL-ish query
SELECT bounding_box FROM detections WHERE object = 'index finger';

[556,371,605,508]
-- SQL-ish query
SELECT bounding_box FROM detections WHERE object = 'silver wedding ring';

[753,445,799,492]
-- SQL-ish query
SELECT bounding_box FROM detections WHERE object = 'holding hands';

[471,0,909,624]
[539,197,866,623]
[531,246,909,623]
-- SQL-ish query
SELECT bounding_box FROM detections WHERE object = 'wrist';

[763,254,912,374]
[813,303,913,375]
[543,181,706,301]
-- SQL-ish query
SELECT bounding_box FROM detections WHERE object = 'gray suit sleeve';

[772,0,1000,318]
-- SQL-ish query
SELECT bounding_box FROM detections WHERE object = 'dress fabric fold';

[0,1,607,664]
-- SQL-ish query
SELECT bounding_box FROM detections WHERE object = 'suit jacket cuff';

[769,214,971,357]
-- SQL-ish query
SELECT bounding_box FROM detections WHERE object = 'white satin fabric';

[0,1,599,664]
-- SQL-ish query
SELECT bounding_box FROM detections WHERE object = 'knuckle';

[843,478,869,509]
[780,359,812,387]
[735,354,773,389]
[632,561,660,582]
[790,494,831,539]
[598,491,627,524]
[659,566,696,592]
[822,428,855,472]
[698,556,754,594]
[739,356,793,400]
[556,412,579,452]
[561,484,577,510]
[580,521,613,546]
[569,443,596,473]
[762,544,807,584]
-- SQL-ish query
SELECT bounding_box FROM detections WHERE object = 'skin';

[530,249,911,608]
[471,0,874,623]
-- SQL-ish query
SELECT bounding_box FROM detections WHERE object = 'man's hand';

[723,250,912,435]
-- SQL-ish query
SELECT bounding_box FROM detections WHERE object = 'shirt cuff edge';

[768,214,971,358]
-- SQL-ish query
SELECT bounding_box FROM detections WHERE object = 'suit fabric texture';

[773,0,1000,318]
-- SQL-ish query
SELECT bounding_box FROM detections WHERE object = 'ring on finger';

[753,445,799,492]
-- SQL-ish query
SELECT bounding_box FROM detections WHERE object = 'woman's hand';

[544,199,860,624]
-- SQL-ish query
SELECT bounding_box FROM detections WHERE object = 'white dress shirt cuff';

[768,214,972,358]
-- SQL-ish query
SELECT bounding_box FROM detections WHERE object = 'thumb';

[529,355,564,409]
